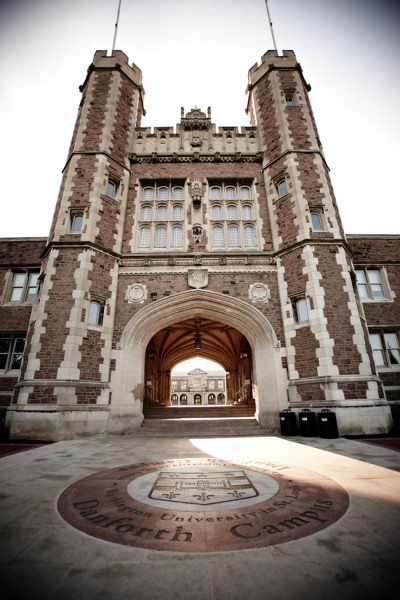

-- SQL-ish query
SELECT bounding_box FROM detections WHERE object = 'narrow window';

[171,225,183,248]
[140,205,152,220]
[210,186,221,200]
[311,211,323,230]
[172,204,183,220]
[239,186,251,200]
[0,336,11,370]
[228,224,240,247]
[293,298,309,324]
[277,178,288,197]
[88,301,104,327]
[212,225,224,248]
[138,226,151,248]
[172,186,184,200]
[227,204,237,219]
[157,186,169,200]
[285,95,294,107]
[244,224,256,247]
[211,204,222,220]
[156,204,168,221]
[384,333,400,366]
[70,213,83,233]
[242,204,253,219]
[106,179,117,198]
[225,186,236,200]
[143,186,154,200]
[370,334,385,366]
[154,224,167,247]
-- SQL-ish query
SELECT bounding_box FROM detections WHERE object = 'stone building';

[171,368,227,406]
[1,49,399,440]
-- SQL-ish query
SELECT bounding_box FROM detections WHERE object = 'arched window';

[294,298,309,324]
[194,394,202,405]
[244,224,256,247]
[212,225,224,247]
[138,226,151,248]
[157,186,169,200]
[88,301,104,327]
[277,178,288,197]
[140,205,152,220]
[180,394,188,404]
[172,204,183,220]
[171,225,183,248]
[208,393,216,404]
[106,179,117,198]
[225,185,236,200]
[156,204,168,221]
[211,204,222,219]
[311,211,323,230]
[210,186,221,200]
[154,224,167,247]
[227,204,237,219]
[70,213,83,233]
[228,224,240,247]
[239,186,251,200]
[242,204,253,219]
[142,186,154,200]
[172,186,184,200]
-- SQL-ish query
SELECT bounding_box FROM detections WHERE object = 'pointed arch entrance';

[144,318,253,411]
[108,290,287,433]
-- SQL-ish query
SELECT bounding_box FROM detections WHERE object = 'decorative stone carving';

[126,283,147,303]
[188,269,208,289]
[191,180,202,207]
[249,283,270,302]
[192,224,203,243]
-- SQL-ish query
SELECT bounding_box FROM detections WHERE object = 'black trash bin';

[279,409,298,436]
[299,409,318,437]
[318,408,339,438]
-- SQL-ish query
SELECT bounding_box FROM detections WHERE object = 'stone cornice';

[130,151,263,164]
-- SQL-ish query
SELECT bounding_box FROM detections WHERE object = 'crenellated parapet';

[132,107,259,157]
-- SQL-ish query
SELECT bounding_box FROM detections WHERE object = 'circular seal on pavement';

[57,458,349,552]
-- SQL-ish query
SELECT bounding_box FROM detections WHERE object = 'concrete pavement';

[0,434,399,599]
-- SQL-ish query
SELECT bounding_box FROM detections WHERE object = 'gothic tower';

[247,51,385,419]
[10,51,144,438]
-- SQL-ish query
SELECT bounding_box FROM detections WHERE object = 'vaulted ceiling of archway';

[147,317,251,372]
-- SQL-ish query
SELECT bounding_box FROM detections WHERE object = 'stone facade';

[1,49,398,440]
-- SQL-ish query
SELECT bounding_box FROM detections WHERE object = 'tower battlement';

[248,50,307,89]
[83,49,143,90]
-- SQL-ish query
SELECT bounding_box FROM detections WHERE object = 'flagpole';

[265,0,278,53]
[111,0,123,54]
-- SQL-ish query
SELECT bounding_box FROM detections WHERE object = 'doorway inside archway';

[171,357,226,407]
[143,317,254,417]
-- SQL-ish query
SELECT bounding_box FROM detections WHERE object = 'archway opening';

[143,317,254,415]
[171,357,226,407]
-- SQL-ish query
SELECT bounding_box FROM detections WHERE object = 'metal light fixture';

[194,330,202,350]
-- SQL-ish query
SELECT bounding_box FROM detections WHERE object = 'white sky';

[0,0,399,238]
[172,357,225,374]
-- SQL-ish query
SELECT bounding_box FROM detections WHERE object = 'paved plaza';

[0,434,399,599]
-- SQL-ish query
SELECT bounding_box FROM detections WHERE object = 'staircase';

[125,404,267,437]
[144,404,255,419]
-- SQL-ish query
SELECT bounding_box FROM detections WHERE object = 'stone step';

[144,405,255,419]
[127,417,266,437]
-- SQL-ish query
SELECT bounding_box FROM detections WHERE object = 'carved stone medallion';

[126,283,147,303]
[188,269,208,289]
[249,283,270,302]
